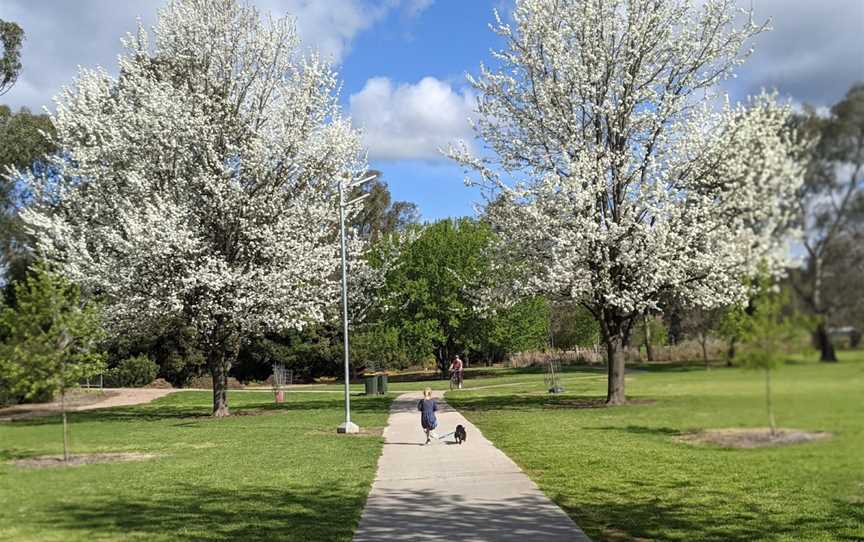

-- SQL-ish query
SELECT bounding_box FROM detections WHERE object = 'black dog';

[454,424,467,445]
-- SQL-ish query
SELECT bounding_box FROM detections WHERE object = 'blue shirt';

[418,398,438,430]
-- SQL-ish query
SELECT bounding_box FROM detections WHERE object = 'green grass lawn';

[3,355,862,542]
[0,391,392,542]
[446,352,864,541]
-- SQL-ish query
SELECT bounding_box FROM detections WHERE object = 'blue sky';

[339,1,504,218]
[1,0,862,220]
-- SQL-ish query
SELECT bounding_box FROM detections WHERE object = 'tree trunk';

[60,388,70,463]
[815,321,837,362]
[700,334,709,369]
[726,338,736,367]
[765,368,776,437]
[435,345,450,378]
[812,255,837,362]
[605,334,626,405]
[643,314,654,362]
[210,356,230,417]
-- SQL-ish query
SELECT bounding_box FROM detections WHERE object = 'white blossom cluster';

[19,0,366,349]
[450,0,807,322]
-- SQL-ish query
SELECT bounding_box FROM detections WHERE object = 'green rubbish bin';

[377,373,388,395]
[364,374,378,396]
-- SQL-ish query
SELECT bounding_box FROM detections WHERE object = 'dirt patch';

[676,428,833,449]
[10,452,157,469]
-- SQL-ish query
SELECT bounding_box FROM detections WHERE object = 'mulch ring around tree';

[676,428,833,449]
[9,452,157,469]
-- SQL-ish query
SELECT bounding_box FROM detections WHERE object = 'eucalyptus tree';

[0,19,24,96]
[450,0,806,403]
[18,0,365,416]
[792,84,864,362]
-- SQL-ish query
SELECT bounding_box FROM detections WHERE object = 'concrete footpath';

[354,391,591,541]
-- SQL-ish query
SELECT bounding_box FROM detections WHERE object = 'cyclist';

[448,355,464,389]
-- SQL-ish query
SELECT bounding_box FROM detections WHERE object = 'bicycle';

[449,370,463,390]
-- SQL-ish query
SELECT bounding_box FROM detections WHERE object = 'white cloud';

[349,76,475,161]
[0,0,434,112]
[245,1,437,61]
[723,0,864,106]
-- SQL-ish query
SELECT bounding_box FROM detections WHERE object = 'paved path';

[354,391,591,541]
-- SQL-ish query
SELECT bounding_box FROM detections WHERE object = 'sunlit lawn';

[446,352,864,541]
[3,353,862,541]
[0,391,392,542]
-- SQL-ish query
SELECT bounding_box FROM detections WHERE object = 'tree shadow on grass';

[39,482,366,542]
[449,394,657,413]
[4,395,392,427]
[558,483,863,542]
[588,425,684,437]
[0,448,39,462]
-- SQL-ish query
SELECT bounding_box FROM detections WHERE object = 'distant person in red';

[448,355,464,389]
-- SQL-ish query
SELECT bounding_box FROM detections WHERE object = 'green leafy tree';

[381,218,518,375]
[792,84,864,362]
[550,302,600,351]
[0,19,24,95]
[631,314,668,362]
[738,282,810,436]
[0,106,56,291]
[347,171,419,241]
[469,297,550,365]
[681,307,724,368]
[718,303,751,366]
[0,106,56,172]
[105,318,205,387]
[383,219,494,374]
[107,354,158,387]
[351,324,408,372]
[0,264,105,460]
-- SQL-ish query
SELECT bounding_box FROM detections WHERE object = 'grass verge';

[446,352,864,542]
[0,391,392,542]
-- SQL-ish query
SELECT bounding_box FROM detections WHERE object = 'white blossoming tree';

[19,0,365,416]
[449,0,807,404]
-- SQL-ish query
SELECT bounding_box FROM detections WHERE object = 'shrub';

[107,355,158,387]
[186,374,244,390]
[144,378,173,389]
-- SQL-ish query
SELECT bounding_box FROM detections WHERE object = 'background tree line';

[0,8,860,408]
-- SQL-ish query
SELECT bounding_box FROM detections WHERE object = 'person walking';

[417,387,438,444]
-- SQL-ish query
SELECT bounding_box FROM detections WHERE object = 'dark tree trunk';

[644,314,654,362]
[726,338,736,367]
[435,345,450,378]
[209,353,231,417]
[605,334,626,404]
[700,334,709,369]
[815,321,837,362]
[599,308,629,405]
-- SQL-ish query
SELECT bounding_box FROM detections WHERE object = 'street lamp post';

[337,172,374,434]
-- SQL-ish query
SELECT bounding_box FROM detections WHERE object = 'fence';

[79,374,104,389]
